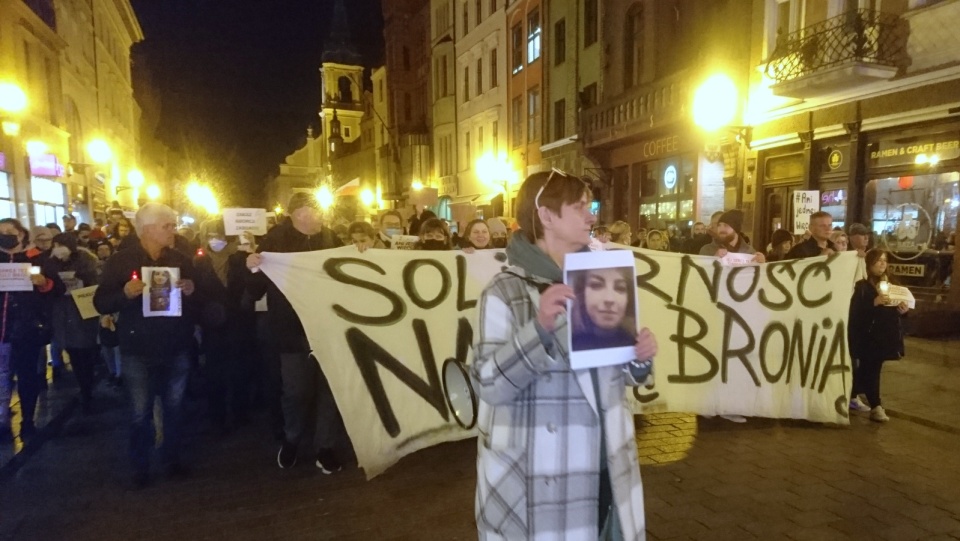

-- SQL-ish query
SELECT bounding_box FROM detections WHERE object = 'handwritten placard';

[793,190,820,234]
[223,208,268,236]
[0,263,34,292]
[70,285,100,319]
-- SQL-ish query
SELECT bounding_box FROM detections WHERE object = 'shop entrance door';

[762,183,803,247]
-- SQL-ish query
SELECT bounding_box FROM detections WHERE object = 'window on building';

[581,83,597,108]
[554,19,566,66]
[0,172,14,220]
[463,1,469,35]
[344,126,352,138]
[465,130,471,166]
[490,0,496,15]
[477,58,483,96]
[624,4,643,89]
[511,23,523,74]
[490,48,498,87]
[478,126,484,154]
[404,92,412,122]
[440,55,449,96]
[476,0,482,23]
[584,0,598,46]
[527,8,541,63]
[30,176,66,226]
[402,47,411,70]
[464,66,470,102]
[492,120,499,154]
[512,96,522,146]
[554,99,566,141]
[527,86,541,143]
[379,79,384,102]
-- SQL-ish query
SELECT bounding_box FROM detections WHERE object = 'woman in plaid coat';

[472,170,658,541]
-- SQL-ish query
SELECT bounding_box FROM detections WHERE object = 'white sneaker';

[850,396,871,412]
[870,406,890,423]
[720,415,747,423]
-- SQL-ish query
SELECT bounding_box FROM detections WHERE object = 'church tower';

[319,0,364,162]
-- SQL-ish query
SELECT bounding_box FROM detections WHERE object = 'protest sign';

[142,267,182,317]
[0,263,34,292]
[70,286,100,319]
[223,208,268,236]
[261,247,859,478]
[793,190,820,234]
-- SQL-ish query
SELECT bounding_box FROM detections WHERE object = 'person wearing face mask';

[459,219,492,253]
[28,225,64,379]
[377,210,405,248]
[43,233,101,412]
[487,217,509,249]
[348,221,386,252]
[417,218,452,250]
[0,218,60,442]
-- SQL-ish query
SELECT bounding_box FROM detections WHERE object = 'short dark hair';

[516,170,591,242]
[0,217,29,244]
[810,211,832,222]
[418,218,450,242]
[348,221,376,238]
[379,210,403,225]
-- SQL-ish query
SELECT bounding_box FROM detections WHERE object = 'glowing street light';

[186,181,220,215]
[693,74,739,132]
[359,188,375,207]
[87,139,113,163]
[127,169,145,188]
[411,180,424,191]
[0,82,27,114]
[146,184,161,200]
[274,204,283,215]
[315,185,334,210]
[25,140,48,156]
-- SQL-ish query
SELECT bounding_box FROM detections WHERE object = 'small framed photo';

[564,250,639,370]
[142,266,182,317]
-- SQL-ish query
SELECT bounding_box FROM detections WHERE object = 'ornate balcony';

[582,70,691,150]
[765,9,908,98]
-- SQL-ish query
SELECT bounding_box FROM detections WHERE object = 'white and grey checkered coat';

[471,266,647,541]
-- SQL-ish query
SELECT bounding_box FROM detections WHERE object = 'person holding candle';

[848,249,909,423]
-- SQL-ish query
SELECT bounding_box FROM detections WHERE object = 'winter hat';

[486,217,507,236]
[199,218,226,239]
[771,228,793,247]
[52,232,78,252]
[718,209,744,233]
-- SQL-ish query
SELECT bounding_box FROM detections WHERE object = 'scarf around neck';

[504,230,564,283]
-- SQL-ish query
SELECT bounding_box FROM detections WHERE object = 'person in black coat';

[246,192,349,473]
[0,219,62,441]
[848,249,910,423]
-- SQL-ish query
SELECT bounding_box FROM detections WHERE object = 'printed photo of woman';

[569,266,637,351]
[149,269,172,312]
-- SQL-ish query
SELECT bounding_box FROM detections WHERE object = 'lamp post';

[692,73,752,211]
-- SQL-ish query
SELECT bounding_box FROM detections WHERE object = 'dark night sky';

[130,0,384,206]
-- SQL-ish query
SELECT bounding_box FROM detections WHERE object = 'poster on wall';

[793,190,820,234]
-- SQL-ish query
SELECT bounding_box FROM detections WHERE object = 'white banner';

[261,247,859,478]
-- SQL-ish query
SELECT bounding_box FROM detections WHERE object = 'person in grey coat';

[44,233,100,411]
[472,170,659,541]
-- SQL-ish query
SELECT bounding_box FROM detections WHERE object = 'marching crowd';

[0,173,910,501]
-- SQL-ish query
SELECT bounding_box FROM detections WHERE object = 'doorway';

[762,183,802,247]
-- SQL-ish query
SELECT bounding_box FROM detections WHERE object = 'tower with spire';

[319,0,364,162]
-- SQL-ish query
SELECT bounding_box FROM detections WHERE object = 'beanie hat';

[771,228,793,247]
[52,232,78,252]
[718,209,744,233]
[486,217,507,235]
[199,218,226,239]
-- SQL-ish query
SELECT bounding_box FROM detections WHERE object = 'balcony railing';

[765,9,907,84]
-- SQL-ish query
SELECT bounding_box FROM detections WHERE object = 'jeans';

[48,338,64,369]
[853,355,885,408]
[66,348,98,403]
[101,345,121,378]
[122,351,192,475]
[280,351,348,452]
[1,342,45,429]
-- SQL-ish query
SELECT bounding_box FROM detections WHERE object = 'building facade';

[506,0,544,214]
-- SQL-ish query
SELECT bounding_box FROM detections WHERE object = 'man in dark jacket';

[786,210,836,259]
[0,219,60,442]
[246,192,348,473]
[683,211,722,254]
[94,203,198,488]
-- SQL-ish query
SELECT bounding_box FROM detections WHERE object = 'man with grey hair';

[94,202,198,488]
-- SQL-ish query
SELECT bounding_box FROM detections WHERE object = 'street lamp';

[146,184,161,200]
[25,140,48,156]
[186,181,220,215]
[0,82,27,136]
[476,151,519,215]
[315,185,334,211]
[87,139,112,163]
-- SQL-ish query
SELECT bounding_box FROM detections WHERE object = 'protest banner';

[261,247,859,478]
[223,208,268,236]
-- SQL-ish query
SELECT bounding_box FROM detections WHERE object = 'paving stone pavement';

[1,337,959,540]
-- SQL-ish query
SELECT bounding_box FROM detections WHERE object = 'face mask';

[52,246,72,261]
[385,228,403,239]
[208,238,228,252]
[491,238,508,249]
[421,239,448,251]
[0,234,20,250]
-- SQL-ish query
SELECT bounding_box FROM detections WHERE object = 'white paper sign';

[260,247,859,479]
[70,285,100,319]
[793,190,820,234]
[0,263,33,292]
[142,266,182,317]
[720,252,757,266]
[886,284,916,309]
[223,208,268,236]
[390,235,420,250]
[564,251,639,370]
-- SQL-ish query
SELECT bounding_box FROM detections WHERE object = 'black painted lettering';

[456,255,478,311]
[797,260,832,308]
[717,302,761,386]
[817,320,850,394]
[759,322,789,383]
[632,251,673,304]
[787,319,817,387]
[758,262,795,310]
[726,265,761,303]
[677,255,722,306]
[324,258,406,326]
[666,304,718,383]
[403,259,451,309]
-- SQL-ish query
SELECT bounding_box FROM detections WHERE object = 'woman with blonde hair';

[607,221,632,245]
[829,230,849,252]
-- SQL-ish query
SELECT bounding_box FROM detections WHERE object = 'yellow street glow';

[127,169,145,188]
[274,204,283,215]
[87,139,112,163]
[411,180,424,191]
[476,151,519,191]
[0,82,27,114]
[1,120,20,137]
[25,140,48,156]
[360,188,375,207]
[186,181,220,214]
[146,184,161,200]
[315,185,334,210]
[693,74,738,132]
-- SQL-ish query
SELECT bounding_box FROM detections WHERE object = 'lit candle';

[29,266,41,275]
[878,278,889,296]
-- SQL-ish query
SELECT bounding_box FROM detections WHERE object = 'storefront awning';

[334,178,360,196]
[447,194,479,206]
[474,193,503,206]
